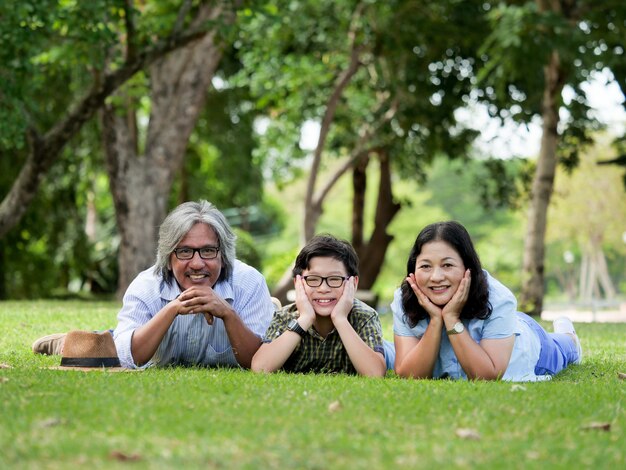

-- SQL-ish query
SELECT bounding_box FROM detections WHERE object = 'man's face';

[170,223,222,291]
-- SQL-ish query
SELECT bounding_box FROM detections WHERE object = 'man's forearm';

[131,303,178,366]
[222,313,263,368]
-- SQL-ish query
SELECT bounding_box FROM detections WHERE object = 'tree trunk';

[355,150,401,288]
[520,47,566,316]
[351,155,369,252]
[579,240,616,303]
[578,249,589,301]
[595,245,616,299]
[102,5,227,297]
[0,9,216,239]
[302,5,365,243]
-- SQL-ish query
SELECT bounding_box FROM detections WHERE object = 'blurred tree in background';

[0,0,624,310]
[476,0,626,315]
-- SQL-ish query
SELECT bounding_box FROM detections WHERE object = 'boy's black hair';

[292,234,359,277]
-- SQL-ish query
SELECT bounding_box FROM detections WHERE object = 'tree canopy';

[1,0,624,306]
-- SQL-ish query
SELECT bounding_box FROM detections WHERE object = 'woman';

[392,221,581,381]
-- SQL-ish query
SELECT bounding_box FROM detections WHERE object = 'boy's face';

[301,256,353,317]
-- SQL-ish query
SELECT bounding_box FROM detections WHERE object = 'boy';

[251,234,387,377]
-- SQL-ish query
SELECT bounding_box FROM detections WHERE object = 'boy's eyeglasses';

[173,246,220,260]
[302,275,349,288]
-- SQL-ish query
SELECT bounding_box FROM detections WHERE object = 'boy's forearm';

[251,333,300,373]
[334,320,386,377]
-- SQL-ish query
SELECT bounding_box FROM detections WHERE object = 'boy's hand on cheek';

[294,275,316,328]
[331,276,355,324]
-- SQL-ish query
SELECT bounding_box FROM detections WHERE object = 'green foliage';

[234,228,262,270]
[0,0,125,150]
[0,147,119,300]
[477,0,626,159]
[261,155,529,302]
[545,136,626,299]
[170,56,269,210]
[237,0,491,188]
[1,301,625,468]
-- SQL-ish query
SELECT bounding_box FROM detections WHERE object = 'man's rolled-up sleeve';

[229,266,274,338]
[113,292,156,369]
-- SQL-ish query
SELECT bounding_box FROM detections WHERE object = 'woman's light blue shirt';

[392,271,546,382]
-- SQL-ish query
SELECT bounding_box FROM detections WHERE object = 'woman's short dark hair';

[401,221,491,327]
[292,234,359,278]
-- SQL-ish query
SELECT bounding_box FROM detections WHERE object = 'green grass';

[1,301,625,469]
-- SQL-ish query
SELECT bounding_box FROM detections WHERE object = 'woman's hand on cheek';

[407,273,443,320]
[442,269,471,322]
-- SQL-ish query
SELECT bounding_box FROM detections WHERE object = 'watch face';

[454,322,464,333]
[287,319,305,337]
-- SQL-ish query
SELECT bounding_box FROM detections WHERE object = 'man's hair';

[292,234,359,278]
[400,221,492,327]
[154,200,237,284]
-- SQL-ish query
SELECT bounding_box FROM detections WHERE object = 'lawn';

[1,300,625,469]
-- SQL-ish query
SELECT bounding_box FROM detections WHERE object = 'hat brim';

[46,366,136,372]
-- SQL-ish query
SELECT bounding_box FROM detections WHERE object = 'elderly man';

[33,200,275,369]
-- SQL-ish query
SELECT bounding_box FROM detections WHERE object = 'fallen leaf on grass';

[581,422,611,432]
[36,418,64,428]
[328,400,342,413]
[618,372,626,380]
[109,451,141,462]
[0,363,11,369]
[510,384,527,392]
[0,377,8,383]
[455,428,481,440]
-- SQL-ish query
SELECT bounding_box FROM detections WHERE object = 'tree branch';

[123,0,137,61]
[313,97,398,207]
[173,0,194,36]
[0,10,219,238]
[304,1,366,212]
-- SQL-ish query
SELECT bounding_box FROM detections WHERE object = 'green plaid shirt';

[261,298,384,374]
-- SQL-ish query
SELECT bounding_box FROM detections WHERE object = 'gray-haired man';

[33,200,275,369]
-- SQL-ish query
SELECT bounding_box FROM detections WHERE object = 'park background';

[1,1,626,468]
[1,0,625,318]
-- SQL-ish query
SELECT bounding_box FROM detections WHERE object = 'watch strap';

[287,319,307,338]
[446,321,464,335]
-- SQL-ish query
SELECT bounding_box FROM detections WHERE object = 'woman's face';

[413,240,466,306]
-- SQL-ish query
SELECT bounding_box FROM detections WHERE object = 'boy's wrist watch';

[287,319,307,338]
[446,321,464,335]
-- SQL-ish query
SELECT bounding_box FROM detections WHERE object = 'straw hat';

[50,330,126,372]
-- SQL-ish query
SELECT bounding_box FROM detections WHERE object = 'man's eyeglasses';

[173,246,220,260]
[302,275,349,288]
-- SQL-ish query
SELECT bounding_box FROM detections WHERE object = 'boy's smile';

[302,257,349,317]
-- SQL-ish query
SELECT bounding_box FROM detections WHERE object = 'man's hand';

[177,286,235,325]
